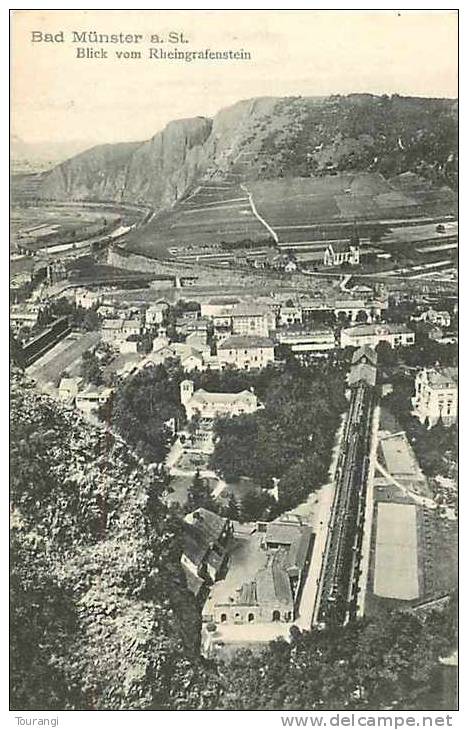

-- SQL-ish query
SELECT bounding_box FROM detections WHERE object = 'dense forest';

[10,370,457,710]
[259,95,458,187]
[10,368,212,710]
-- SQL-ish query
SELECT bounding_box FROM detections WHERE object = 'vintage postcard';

[9,8,458,719]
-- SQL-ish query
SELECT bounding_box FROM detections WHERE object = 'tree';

[110,365,185,464]
[239,489,274,522]
[355,310,369,324]
[224,493,240,520]
[376,340,398,368]
[82,310,100,332]
[10,369,216,711]
[187,469,215,512]
[336,311,351,327]
[139,332,154,354]
[80,351,102,386]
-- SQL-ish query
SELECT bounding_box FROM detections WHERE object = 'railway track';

[316,375,375,627]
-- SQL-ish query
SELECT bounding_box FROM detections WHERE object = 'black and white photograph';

[9,7,459,719]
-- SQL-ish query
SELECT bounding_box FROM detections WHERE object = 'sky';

[11,10,458,146]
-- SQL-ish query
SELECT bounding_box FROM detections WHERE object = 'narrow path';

[339,274,352,292]
[240,183,279,244]
[374,461,436,509]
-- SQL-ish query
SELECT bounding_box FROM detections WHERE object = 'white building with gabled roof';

[323,241,360,266]
[340,323,415,349]
[412,367,458,428]
[218,335,275,370]
[231,302,274,336]
[180,380,259,421]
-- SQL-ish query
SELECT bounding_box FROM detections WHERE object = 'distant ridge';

[22,94,457,210]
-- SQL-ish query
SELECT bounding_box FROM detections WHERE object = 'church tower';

[180,379,194,411]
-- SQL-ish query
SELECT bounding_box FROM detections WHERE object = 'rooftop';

[348,363,377,388]
[426,367,458,388]
[191,388,256,405]
[102,319,123,330]
[266,522,304,545]
[218,335,275,350]
[205,522,312,611]
[351,345,378,366]
[343,323,413,337]
[254,557,293,605]
[59,376,83,388]
[231,303,270,317]
[327,240,356,253]
[183,509,229,567]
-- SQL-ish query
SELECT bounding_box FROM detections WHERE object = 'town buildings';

[218,335,275,370]
[412,367,458,428]
[75,385,113,417]
[333,297,387,323]
[348,345,378,388]
[10,303,42,330]
[75,288,101,310]
[276,327,336,355]
[58,376,84,402]
[145,302,169,326]
[176,316,212,337]
[200,297,241,319]
[340,323,415,349]
[101,317,142,343]
[180,380,261,451]
[231,302,274,337]
[203,519,313,625]
[278,306,303,327]
[181,509,233,597]
[418,308,451,328]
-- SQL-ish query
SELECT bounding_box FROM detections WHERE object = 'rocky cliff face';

[38,141,141,201]
[37,97,279,208]
[35,94,458,209]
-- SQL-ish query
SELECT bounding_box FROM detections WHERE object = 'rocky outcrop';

[35,94,458,209]
[123,116,212,207]
[38,142,141,201]
[36,97,280,208]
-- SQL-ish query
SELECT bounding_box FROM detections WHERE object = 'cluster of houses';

[180,506,314,629]
[216,239,364,272]
[142,292,421,372]
[13,283,457,376]
[12,281,457,431]
[58,375,114,419]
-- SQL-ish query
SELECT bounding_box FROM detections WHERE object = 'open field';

[123,180,271,259]
[373,502,419,601]
[10,203,143,253]
[121,172,456,270]
[365,474,457,617]
[248,173,456,233]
